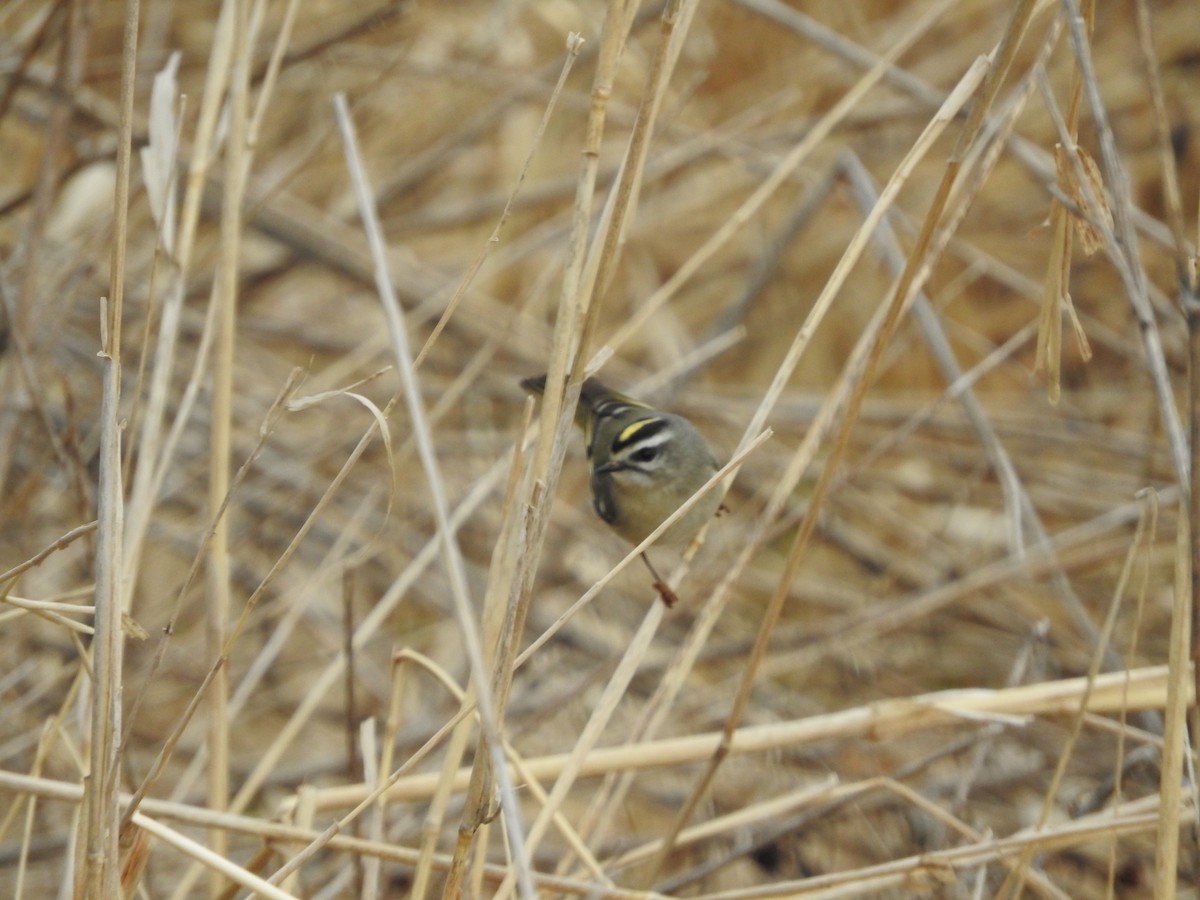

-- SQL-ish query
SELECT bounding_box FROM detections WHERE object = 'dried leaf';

[138,52,181,256]
[1055,142,1112,256]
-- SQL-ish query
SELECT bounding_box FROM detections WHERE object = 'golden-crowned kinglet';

[521,374,722,605]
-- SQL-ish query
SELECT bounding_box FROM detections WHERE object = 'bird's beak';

[595,461,626,475]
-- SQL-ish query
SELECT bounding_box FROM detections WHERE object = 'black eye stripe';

[611,417,669,454]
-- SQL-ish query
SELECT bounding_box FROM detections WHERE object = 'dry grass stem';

[645,33,992,881]
[333,89,534,895]
[413,32,583,370]
[81,0,137,895]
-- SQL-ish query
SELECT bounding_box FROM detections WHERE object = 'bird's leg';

[640,552,678,608]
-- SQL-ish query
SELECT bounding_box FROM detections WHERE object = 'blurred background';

[1,0,1198,895]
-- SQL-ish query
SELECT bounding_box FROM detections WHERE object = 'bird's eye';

[632,446,658,463]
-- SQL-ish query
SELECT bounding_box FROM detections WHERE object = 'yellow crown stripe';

[617,418,658,445]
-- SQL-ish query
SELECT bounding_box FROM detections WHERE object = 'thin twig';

[204,0,252,879]
[0,521,97,586]
[1056,0,1189,491]
[326,92,533,897]
[413,33,583,368]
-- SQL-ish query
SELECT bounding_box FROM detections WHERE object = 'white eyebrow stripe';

[621,429,672,451]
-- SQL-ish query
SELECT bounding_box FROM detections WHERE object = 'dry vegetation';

[2,0,1200,896]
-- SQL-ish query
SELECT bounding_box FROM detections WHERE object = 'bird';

[520,373,722,606]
